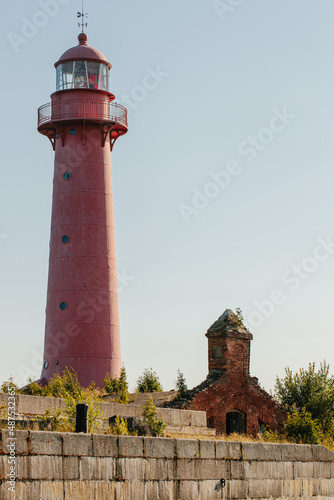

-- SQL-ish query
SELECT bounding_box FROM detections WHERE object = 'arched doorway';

[226,411,246,435]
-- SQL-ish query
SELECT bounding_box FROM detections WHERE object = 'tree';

[136,368,163,393]
[274,361,334,433]
[175,369,187,398]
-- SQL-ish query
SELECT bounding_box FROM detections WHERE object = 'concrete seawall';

[0,430,333,499]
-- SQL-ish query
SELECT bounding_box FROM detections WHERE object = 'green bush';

[43,368,82,399]
[109,415,130,435]
[142,397,167,437]
[1,376,19,394]
[285,407,324,445]
[136,368,163,393]
[104,367,129,404]
[21,378,44,396]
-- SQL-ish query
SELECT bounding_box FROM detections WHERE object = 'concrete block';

[63,432,93,457]
[94,481,116,500]
[168,409,181,427]
[17,455,62,480]
[314,461,331,479]
[40,480,64,498]
[0,455,8,479]
[17,395,65,416]
[242,442,282,461]
[216,441,241,460]
[113,479,146,500]
[115,404,140,418]
[280,443,297,462]
[63,456,80,480]
[176,458,197,480]
[199,440,215,459]
[294,444,314,462]
[179,410,192,427]
[175,439,199,459]
[8,481,41,500]
[230,460,250,480]
[294,461,315,479]
[115,457,147,480]
[97,402,115,420]
[248,479,273,498]
[227,479,249,499]
[1,430,29,455]
[282,478,303,497]
[269,479,284,498]
[144,437,175,458]
[64,480,97,499]
[145,480,174,500]
[118,436,144,458]
[146,458,169,480]
[178,480,199,500]
[191,411,207,428]
[80,456,115,480]
[274,461,294,480]
[317,478,334,497]
[29,431,63,455]
[93,434,117,457]
[198,480,229,499]
[312,444,334,462]
[156,408,172,425]
[195,459,230,480]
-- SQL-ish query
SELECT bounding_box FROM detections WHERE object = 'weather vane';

[77,0,88,33]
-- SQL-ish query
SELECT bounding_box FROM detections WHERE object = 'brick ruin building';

[170,309,285,435]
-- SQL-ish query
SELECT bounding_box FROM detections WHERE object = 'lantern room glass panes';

[56,62,109,91]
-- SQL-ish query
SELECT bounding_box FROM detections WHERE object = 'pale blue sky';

[0,0,333,392]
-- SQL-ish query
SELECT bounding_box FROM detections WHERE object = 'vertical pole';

[76,403,89,433]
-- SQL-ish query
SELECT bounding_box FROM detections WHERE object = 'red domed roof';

[55,34,111,69]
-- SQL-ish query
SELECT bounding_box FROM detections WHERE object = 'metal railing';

[38,100,127,128]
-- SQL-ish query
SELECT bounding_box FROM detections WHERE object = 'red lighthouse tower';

[37,30,127,388]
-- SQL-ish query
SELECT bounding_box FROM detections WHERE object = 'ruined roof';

[207,308,253,339]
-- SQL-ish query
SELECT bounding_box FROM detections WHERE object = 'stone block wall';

[0,430,333,499]
[0,394,207,429]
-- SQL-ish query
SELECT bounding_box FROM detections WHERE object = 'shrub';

[21,378,44,396]
[109,415,130,435]
[136,368,163,393]
[43,368,82,399]
[104,367,129,404]
[142,397,167,437]
[1,376,19,394]
[285,407,324,445]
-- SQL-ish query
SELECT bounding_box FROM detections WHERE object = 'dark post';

[76,403,89,433]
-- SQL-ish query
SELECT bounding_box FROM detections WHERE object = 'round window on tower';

[62,235,69,244]
[70,128,77,136]
[60,302,68,310]
[64,172,71,181]
[44,361,49,370]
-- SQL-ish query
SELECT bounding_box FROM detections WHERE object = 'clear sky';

[0,0,333,393]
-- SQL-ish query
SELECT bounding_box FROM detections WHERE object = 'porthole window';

[62,235,69,244]
[70,128,77,136]
[56,360,59,366]
[64,172,71,181]
[44,361,49,370]
[60,302,68,310]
